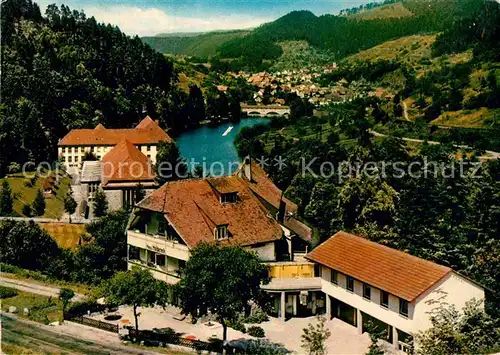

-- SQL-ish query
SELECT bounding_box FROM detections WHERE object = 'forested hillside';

[319,0,500,131]
[216,0,481,70]
[142,30,250,60]
[0,0,177,175]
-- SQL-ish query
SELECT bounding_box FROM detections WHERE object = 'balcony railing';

[264,261,315,279]
[128,259,181,284]
[128,230,190,261]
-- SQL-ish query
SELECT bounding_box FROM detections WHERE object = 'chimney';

[277,199,286,223]
[243,156,252,182]
[154,119,159,125]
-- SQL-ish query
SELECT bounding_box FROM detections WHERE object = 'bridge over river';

[241,104,290,117]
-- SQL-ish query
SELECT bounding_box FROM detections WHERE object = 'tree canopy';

[92,188,108,218]
[102,266,168,331]
[0,220,60,271]
[176,244,269,342]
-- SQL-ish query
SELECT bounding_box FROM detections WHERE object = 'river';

[176,118,270,176]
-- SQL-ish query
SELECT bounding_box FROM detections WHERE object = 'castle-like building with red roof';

[59,117,170,215]
[58,116,171,173]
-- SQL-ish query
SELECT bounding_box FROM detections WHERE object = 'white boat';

[222,126,233,137]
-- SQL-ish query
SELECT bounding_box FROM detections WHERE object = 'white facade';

[246,242,277,262]
[318,265,484,350]
[58,144,158,171]
[413,272,485,332]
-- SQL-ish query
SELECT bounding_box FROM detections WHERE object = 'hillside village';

[1,0,500,354]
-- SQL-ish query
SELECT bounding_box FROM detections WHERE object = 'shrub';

[227,319,246,333]
[31,298,57,312]
[8,162,21,174]
[244,339,289,354]
[67,300,105,316]
[22,204,32,217]
[243,309,269,324]
[0,286,18,299]
[29,311,50,324]
[248,325,265,338]
[1,263,50,281]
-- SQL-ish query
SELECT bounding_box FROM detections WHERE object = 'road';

[369,130,500,159]
[0,275,86,302]
[1,313,171,355]
[402,100,409,121]
[0,216,91,224]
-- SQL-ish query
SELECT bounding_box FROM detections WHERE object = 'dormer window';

[215,225,229,240]
[220,192,237,203]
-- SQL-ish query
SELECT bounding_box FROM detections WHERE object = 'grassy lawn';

[39,222,87,249]
[431,108,500,128]
[350,2,414,20]
[1,169,71,219]
[1,287,63,324]
[1,314,114,355]
[1,268,91,296]
[345,35,435,66]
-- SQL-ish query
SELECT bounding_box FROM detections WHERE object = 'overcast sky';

[36,0,374,36]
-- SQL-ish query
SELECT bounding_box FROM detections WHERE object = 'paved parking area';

[91,305,376,354]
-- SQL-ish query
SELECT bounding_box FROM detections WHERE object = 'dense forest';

[142,30,250,59]
[216,0,482,70]
[0,0,178,175]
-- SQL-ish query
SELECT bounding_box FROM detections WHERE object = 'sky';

[36,0,373,36]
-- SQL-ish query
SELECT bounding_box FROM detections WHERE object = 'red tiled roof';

[58,116,172,146]
[101,139,155,185]
[136,176,283,248]
[305,231,452,302]
[235,161,311,240]
[236,161,298,215]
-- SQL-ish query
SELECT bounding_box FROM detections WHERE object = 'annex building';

[304,231,485,352]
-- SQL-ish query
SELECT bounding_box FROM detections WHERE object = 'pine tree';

[32,189,46,216]
[0,180,14,216]
[93,188,108,218]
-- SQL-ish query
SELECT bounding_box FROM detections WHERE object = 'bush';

[244,339,289,355]
[29,311,50,324]
[247,325,265,338]
[22,204,32,217]
[67,300,105,316]
[227,319,246,333]
[243,309,269,324]
[0,286,18,299]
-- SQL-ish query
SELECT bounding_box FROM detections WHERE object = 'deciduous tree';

[176,244,269,343]
[301,316,331,355]
[155,141,187,185]
[59,287,75,320]
[102,267,168,331]
[416,300,499,355]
